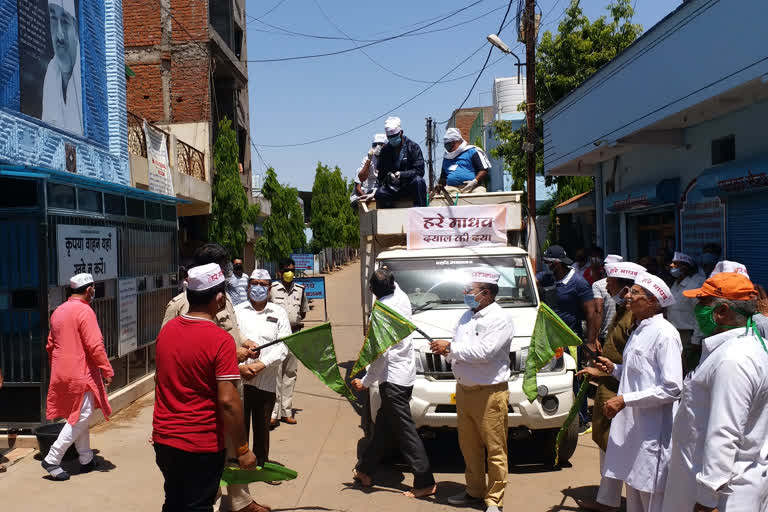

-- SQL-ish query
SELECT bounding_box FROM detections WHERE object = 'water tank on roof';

[493,77,527,120]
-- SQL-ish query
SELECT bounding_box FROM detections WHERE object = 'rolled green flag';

[555,375,590,466]
[220,463,298,487]
[282,322,356,401]
[522,303,582,402]
[351,300,419,378]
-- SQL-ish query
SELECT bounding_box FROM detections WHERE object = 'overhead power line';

[251,0,288,21]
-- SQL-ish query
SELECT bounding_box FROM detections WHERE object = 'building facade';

[0,0,180,426]
[123,0,257,268]
[543,0,768,286]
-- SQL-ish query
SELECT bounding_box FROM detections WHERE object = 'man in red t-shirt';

[153,263,257,512]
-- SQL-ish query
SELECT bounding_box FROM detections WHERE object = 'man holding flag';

[351,269,436,499]
[430,268,514,512]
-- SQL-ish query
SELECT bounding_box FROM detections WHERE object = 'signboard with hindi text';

[118,278,138,357]
[291,254,314,273]
[144,121,174,197]
[56,225,117,285]
[407,205,508,250]
[294,277,325,300]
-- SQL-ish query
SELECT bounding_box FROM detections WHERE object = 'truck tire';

[535,417,579,467]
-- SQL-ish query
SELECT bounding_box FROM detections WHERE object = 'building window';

[146,201,162,220]
[126,198,145,218]
[0,178,37,207]
[105,193,125,216]
[234,27,243,58]
[711,135,735,165]
[47,183,76,209]
[78,189,103,213]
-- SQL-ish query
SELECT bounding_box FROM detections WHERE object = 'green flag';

[523,303,582,402]
[220,463,297,487]
[351,300,418,378]
[282,322,356,401]
[555,375,590,466]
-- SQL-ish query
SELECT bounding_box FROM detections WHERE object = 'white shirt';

[447,302,514,386]
[667,273,706,331]
[662,328,768,511]
[234,301,291,393]
[592,278,616,339]
[355,154,379,192]
[42,53,84,136]
[361,284,416,387]
[603,313,683,493]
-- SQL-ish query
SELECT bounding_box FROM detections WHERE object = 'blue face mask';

[388,135,402,147]
[670,267,683,278]
[249,284,268,303]
[464,292,480,309]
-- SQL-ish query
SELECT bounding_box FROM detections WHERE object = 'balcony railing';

[127,111,206,182]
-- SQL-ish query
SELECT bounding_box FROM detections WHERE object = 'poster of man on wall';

[18,0,84,136]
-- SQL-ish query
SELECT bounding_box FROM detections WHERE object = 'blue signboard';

[295,277,325,300]
[291,253,314,273]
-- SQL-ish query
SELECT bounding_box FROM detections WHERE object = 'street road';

[0,261,618,511]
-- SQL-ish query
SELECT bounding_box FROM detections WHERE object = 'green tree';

[255,168,306,263]
[209,118,260,256]
[310,162,349,251]
[490,0,642,244]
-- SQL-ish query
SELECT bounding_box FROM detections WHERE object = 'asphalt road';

[0,260,619,511]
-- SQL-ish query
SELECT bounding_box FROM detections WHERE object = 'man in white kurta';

[597,272,683,512]
[43,0,83,136]
[662,272,768,512]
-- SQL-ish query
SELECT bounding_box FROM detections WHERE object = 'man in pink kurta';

[42,273,113,481]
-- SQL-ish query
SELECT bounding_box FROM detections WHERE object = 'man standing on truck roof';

[430,268,514,512]
[541,245,597,433]
[374,117,427,208]
[351,133,386,206]
[438,128,491,194]
[351,268,436,499]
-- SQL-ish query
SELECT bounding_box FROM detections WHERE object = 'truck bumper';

[407,372,574,430]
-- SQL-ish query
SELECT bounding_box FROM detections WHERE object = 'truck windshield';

[381,256,537,310]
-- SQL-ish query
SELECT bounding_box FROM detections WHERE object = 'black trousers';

[154,443,225,512]
[243,385,276,466]
[357,382,435,489]
[374,176,428,207]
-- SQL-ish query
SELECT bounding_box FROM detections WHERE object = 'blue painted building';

[0,0,180,426]
[543,0,768,287]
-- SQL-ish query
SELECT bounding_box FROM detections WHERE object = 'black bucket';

[34,423,79,460]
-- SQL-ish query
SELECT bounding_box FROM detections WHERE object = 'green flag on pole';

[523,303,583,402]
[282,322,356,401]
[351,300,419,378]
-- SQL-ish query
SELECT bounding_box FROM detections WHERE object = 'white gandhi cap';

[672,251,694,266]
[49,0,77,16]
[604,254,623,264]
[605,262,646,280]
[384,117,402,136]
[250,268,271,280]
[710,260,749,279]
[634,272,675,307]
[372,133,387,144]
[187,263,225,292]
[467,268,501,284]
[70,273,93,289]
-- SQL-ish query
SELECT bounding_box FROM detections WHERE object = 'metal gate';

[0,215,48,426]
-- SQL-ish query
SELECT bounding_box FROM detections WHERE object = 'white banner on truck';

[407,205,508,250]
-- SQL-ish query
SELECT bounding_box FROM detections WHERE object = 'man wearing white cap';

[234,269,290,474]
[667,251,706,371]
[352,134,386,205]
[43,0,83,136]
[577,261,645,512]
[588,254,624,351]
[154,263,258,512]
[375,117,427,208]
[596,272,683,512]
[430,268,514,512]
[438,127,491,194]
[42,273,114,481]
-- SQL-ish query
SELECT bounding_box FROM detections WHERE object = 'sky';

[245,0,674,198]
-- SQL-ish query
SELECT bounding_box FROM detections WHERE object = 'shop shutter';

[727,192,768,288]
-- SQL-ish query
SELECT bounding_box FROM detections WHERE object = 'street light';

[487,34,523,83]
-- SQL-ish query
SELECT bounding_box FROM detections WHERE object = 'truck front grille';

[421,351,520,379]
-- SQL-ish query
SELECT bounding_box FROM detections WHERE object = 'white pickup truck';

[357,192,579,464]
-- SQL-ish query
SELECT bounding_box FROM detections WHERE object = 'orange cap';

[682,272,758,300]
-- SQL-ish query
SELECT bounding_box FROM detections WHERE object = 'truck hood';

[411,306,537,350]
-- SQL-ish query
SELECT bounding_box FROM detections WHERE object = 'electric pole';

[426,117,434,191]
[524,0,538,270]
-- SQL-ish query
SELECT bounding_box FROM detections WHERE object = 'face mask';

[464,291,481,309]
[249,285,268,303]
[694,304,743,337]
[669,267,683,278]
[222,261,234,278]
[388,135,402,147]
[233,263,243,275]
[282,271,294,283]
[444,142,455,152]
[613,292,627,306]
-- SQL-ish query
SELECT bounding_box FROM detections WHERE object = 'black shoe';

[80,459,98,474]
[41,460,70,481]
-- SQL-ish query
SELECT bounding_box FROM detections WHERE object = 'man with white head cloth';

[595,272,683,512]
[43,0,83,135]
[438,128,492,194]
[430,268,514,512]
